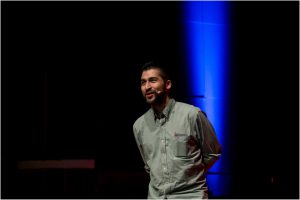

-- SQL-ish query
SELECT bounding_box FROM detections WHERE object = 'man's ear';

[166,80,172,91]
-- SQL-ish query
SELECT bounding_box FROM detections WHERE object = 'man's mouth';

[146,93,154,98]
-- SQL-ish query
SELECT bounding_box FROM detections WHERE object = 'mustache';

[146,89,162,94]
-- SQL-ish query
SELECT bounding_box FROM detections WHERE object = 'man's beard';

[145,90,165,105]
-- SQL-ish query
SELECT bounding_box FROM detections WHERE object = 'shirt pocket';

[171,132,190,158]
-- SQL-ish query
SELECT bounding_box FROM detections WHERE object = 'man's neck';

[152,96,170,114]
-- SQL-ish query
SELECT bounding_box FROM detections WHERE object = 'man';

[133,61,222,199]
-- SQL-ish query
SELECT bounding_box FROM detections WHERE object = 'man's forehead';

[141,69,162,79]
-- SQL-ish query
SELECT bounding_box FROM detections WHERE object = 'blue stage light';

[183,1,230,197]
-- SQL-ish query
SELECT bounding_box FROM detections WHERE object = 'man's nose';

[145,82,151,89]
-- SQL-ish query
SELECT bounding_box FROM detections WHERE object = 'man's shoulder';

[173,101,201,122]
[174,101,201,113]
[133,108,152,129]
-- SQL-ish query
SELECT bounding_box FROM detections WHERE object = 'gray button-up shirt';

[133,99,222,199]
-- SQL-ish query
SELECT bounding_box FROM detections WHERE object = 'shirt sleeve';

[194,110,222,172]
[133,125,150,173]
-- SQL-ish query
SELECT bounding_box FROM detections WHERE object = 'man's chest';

[141,119,199,159]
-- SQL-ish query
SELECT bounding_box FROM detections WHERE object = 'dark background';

[2,1,299,199]
[230,2,299,198]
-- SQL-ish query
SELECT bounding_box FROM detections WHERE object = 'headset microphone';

[155,89,162,94]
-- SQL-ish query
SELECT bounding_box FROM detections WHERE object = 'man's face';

[141,68,170,104]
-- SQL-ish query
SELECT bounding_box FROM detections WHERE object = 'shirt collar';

[152,98,175,120]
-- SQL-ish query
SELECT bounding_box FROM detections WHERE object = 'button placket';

[162,125,172,184]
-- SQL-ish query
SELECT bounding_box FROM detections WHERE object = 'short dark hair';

[141,61,170,82]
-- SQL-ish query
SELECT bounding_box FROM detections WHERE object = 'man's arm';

[195,110,222,172]
[133,125,150,173]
